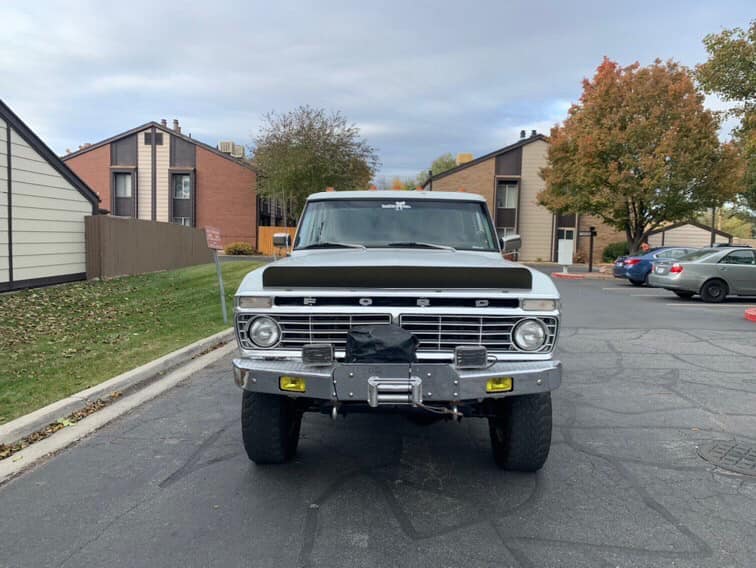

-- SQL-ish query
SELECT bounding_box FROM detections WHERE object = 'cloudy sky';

[0,1,752,180]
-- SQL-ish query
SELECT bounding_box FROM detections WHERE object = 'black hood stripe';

[262,266,532,289]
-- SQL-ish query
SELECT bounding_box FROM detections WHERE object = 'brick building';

[63,119,260,249]
[424,132,623,262]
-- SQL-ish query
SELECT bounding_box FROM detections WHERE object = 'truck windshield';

[294,199,499,252]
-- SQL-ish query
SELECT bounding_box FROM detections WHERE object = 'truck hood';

[237,249,558,297]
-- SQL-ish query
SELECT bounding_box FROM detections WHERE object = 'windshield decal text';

[381,201,412,211]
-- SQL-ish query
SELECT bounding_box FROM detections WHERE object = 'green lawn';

[0,262,260,425]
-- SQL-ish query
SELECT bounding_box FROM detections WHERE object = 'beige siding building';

[0,100,99,291]
[425,133,624,262]
[647,222,732,248]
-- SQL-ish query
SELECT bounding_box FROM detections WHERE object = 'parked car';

[613,247,698,286]
[648,246,756,302]
[232,191,561,472]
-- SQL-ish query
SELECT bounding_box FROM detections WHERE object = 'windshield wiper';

[299,241,367,250]
[386,242,457,252]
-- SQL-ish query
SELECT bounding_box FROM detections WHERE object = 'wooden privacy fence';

[257,226,297,256]
[85,216,213,280]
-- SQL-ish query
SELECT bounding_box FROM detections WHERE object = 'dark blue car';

[613,247,697,286]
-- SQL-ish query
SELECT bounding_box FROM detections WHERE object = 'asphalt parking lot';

[1,273,755,568]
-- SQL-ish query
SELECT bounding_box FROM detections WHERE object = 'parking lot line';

[665,303,756,308]
[631,293,667,297]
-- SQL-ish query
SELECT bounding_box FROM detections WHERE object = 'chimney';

[455,153,474,166]
[173,119,181,134]
[531,129,537,137]
[160,118,167,127]
[520,130,526,139]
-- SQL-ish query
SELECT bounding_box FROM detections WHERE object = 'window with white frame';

[173,174,191,199]
[114,172,132,198]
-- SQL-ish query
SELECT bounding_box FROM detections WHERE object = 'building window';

[171,172,194,227]
[114,172,132,197]
[496,183,518,209]
[495,181,518,236]
[173,174,191,199]
[144,132,163,145]
[112,171,135,217]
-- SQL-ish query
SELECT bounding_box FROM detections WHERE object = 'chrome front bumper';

[232,358,561,405]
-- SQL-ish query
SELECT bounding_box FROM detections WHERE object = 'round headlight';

[512,318,548,351]
[247,316,281,348]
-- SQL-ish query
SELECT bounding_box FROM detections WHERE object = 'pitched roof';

[647,220,733,239]
[0,99,100,210]
[422,134,548,188]
[62,121,256,172]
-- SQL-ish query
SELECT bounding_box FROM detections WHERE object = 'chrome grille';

[236,313,392,350]
[399,314,558,353]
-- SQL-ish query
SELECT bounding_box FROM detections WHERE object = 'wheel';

[488,393,552,472]
[700,279,728,303]
[673,291,695,299]
[629,278,644,287]
[241,391,302,464]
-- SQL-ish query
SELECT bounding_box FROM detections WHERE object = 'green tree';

[539,58,740,254]
[416,152,458,186]
[253,106,380,219]
[696,20,756,211]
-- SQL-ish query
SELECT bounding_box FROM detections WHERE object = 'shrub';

[602,241,629,262]
[224,242,255,256]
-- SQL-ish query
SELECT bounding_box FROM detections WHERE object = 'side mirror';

[500,234,522,253]
[272,233,291,249]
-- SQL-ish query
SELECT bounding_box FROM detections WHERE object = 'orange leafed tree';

[539,58,740,253]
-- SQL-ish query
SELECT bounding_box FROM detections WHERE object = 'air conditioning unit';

[231,143,245,158]
[218,141,234,154]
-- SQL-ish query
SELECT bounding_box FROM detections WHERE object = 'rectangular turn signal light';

[279,376,306,393]
[486,377,513,393]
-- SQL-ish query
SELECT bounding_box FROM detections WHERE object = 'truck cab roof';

[307,190,486,202]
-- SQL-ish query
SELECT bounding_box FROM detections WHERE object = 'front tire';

[700,279,728,303]
[241,391,302,464]
[673,290,695,299]
[489,393,552,472]
[629,278,644,287]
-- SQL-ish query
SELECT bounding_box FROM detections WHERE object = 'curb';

[746,308,756,323]
[552,272,585,280]
[0,328,234,446]
[0,341,237,486]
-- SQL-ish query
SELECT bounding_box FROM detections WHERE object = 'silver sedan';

[648,247,756,302]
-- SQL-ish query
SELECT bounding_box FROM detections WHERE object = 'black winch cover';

[345,325,418,363]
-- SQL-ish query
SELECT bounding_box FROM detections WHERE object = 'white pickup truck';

[232,191,561,471]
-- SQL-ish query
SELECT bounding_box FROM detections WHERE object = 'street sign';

[579,231,594,237]
[205,226,223,250]
[205,227,227,324]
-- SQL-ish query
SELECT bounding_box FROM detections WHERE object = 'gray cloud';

[1,0,751,179]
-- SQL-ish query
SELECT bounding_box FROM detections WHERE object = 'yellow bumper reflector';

[280,376,306,393]
[486,377,513,393]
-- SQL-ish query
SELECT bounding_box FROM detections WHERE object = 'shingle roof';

[0,99,100,211]
[422,134,548,188]
[62,121,256,172]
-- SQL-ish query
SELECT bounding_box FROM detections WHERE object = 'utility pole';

[710,207,716,246]
[428,170,433,191]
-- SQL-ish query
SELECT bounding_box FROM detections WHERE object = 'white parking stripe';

[631,294,667,297]
[665,303,756,308]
